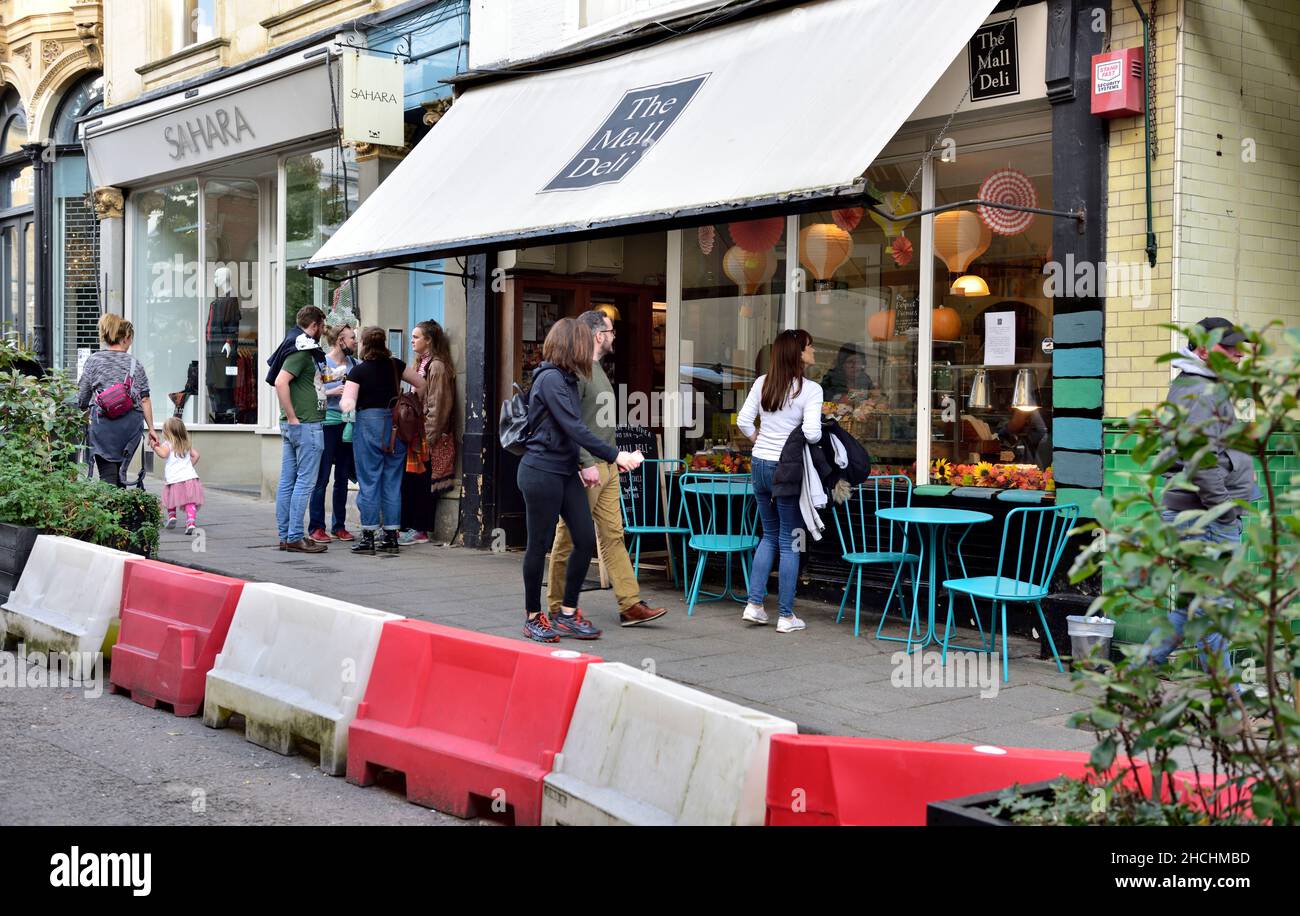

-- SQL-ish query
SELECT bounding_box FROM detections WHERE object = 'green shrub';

[0,339,161,557]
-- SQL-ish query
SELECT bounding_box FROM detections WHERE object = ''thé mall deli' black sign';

[968,20,1019,102]
[542,74,709,192]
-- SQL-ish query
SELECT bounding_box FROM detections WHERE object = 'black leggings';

[94,456,126,488]
[518,462,595,616]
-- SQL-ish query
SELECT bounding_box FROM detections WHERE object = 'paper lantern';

[867,191,917,240]
[868,309,897,341]
[932,306,962,341]
[722,245,777,295]
[728,217,784,252]
[799,223,853,305]
[933,210,992,273]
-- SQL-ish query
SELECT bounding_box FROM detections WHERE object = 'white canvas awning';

[307,0,1001,274]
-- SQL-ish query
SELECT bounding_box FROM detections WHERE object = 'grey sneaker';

[742,603,769,625]
[776,614,806,634]
[397,528,419,545]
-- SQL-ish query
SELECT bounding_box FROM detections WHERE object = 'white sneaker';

[777,615,806,634]
[742,604,769,625]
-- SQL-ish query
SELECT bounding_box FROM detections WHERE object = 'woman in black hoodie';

[520,318,643,643]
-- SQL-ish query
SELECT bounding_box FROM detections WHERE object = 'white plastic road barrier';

[203,582,402,775]
[0,535,134,675]
[541,662,797,826]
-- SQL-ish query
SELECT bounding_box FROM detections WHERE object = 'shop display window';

[677,218,787,459]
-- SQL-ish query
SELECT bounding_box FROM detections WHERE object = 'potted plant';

[972,323,1300,825]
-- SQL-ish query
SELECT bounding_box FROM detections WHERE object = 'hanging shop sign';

[968,19,1019,102]
[342,50,404,147]
[542,74,709,192]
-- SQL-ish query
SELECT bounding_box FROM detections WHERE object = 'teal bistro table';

[875,507,992,653]
[680,474,757,609]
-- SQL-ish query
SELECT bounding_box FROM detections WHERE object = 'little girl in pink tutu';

[153,416,205,534]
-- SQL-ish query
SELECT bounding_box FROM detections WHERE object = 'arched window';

[52,73,105,145]
[0,91,28,157]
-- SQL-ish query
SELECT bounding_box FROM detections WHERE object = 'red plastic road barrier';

[765,734,1145,826]
[347,619,601,825]
[108,560,244,717]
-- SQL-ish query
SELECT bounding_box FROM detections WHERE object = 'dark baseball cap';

[1195,316,1247,348]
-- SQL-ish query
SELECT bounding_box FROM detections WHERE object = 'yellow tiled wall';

[1176,0,1300,338]
[1104,0,1178,418]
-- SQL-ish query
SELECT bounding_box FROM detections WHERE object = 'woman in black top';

[340,326,424,556]
[520,318,642,643]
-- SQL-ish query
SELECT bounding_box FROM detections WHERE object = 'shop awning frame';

[304,0,1019,278]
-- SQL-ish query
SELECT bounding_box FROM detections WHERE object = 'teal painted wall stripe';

[1054,417,1103,451]
[1054,378,1102,409]
[1055,488,1102,519]
[1053,347,1103,378]
[1053,311,1103,344]
[1053,450,1104,488]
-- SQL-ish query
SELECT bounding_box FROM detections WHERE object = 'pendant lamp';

[949,274,990,297]
[968,368,991,410]
[1012,368,1039,411]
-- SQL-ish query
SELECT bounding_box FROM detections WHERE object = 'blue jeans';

[1150,509,1244,684]
[353,408,405,531]
[309,422,354,534]
[276,422,323,543]
[747,456,802,618]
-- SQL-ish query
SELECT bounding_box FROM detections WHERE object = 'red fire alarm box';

[1091,47,1145,118]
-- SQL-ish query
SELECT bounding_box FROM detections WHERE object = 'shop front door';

[0,216,33,348]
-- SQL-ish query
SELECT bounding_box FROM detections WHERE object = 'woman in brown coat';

[399,319,457,544]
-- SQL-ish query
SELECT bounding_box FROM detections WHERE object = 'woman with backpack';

[77,314,159,487]
[517,318,643,643]
[339,326,425,556]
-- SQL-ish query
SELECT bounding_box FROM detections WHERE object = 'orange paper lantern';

[868,309,897,341]
[799,223,853,283]
[933,210,992,273]
[729,218,784,252]
[722,245,777,295]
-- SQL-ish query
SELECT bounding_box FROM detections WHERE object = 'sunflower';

[974,461,996,482]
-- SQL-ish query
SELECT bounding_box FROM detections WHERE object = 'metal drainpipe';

[1133,0,1157,268]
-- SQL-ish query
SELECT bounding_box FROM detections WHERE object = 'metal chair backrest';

[619,459,687,531]
[995,504,1080,595]
[832,475,914,559]
[679,472,756,541]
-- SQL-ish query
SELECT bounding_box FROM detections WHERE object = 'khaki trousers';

[548,461,641,613]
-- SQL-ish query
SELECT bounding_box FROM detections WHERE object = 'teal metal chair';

[830,476,921,639]
[618,458,692,593]
[940,504,1080,683]
[680,472,759,616]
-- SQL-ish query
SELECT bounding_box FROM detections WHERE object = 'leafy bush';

[0,339,161,557]
[1026,322,1300,825]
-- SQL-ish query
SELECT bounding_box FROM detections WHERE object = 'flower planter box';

[0,521,39,603]
[926,779,1058,826]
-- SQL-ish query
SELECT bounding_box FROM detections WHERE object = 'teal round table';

[876,507,992,651]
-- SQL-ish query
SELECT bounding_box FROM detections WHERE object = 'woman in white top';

[736,329,822,633]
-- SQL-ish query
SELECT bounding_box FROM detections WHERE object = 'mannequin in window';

[206,265,242,423]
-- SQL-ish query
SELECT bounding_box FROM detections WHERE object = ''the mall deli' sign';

[342,49,404,147]
[542,74,709,192]
[968,19,1019,102]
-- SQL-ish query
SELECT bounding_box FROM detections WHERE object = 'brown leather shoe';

[286,538,327,554]
[279,541,288,551]
[619,602,667,627]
